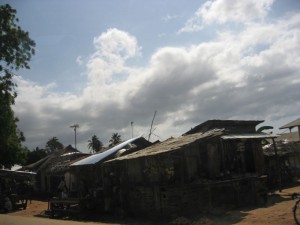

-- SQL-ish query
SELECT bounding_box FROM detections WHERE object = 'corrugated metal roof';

[184,120,264,135]
[71,136,141,166]
[221,133,277,140]
[0,169,36,176]
[105,129,224,162]
[280,118,300,129]
[275,132,300,142]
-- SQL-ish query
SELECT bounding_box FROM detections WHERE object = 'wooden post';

[272,138,282,192]
[220,139,225,173]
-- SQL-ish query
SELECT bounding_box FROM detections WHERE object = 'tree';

[257,126,274,133]
[24,147,47,165]
[109,133,122,147]
[45,137,64,153]
[87,135,103,153]
[257,126,274,145]
[0,4,35,168]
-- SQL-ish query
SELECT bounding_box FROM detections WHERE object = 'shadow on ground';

[32,188,296,225]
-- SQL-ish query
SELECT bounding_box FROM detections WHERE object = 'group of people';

[0,177,32,213]
[56,174,123,215]
[0,178,13,213]
[56,176,90,199]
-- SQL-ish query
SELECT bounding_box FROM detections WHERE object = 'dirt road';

[0,215,103,225]
[1,185,300,225]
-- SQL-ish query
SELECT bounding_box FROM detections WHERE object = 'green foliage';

[45,137,64,153]
[0,108,26,166]
[0,4,35,168]
[24,147,47,165]
[257,125,274,146]
[87,135,103,153]
[109,133,122,147]
[0,4,35,72]
[257,126,274,133]
[0,73,28,168]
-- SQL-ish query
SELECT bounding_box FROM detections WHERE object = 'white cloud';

[76,56,83,66]
[86,28,141,87]
[179,0,274,33]
[93,28,140,60]
[14,11,300,152]
[162,14,181,23]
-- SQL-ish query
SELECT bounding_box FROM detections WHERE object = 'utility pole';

[70,124,79,149]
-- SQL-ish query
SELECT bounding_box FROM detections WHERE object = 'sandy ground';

[3,185,300,225]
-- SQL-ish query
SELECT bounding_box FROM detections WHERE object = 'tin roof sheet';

[280,118,300,129]
[71,136,141,166]
[221,133,277,140]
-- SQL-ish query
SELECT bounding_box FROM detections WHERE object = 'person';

[57,176,68,199]
[4,197,12,213]
[78,179,88,198]
[103,174,113,213]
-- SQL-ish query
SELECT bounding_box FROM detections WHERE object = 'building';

[263,117,300,188]
[68,137,153,198]
[21,145,89,193]
[102,120,275,217]
[279,117,300,142]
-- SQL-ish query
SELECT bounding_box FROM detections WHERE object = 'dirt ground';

[6,185,300,225]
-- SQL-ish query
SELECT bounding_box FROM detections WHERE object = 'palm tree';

[257,126,274,145]
[45,137,64,153]
[109,133,122,147]
[87,135,103,153]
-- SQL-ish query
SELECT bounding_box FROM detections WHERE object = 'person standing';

[57,176,67,199]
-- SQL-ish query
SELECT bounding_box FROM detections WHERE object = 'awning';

[221,133,278,140]
[71,136,141,166]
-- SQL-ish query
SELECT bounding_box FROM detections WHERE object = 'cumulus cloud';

[179,0,274,33]
[14,11,300,152]
[86,28,141,87]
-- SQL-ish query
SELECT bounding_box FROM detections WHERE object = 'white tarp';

[71,136,141,166]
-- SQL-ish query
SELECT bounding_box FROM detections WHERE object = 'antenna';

[131,121,134,138]
[148,111,157,141]
[70,124,79,149]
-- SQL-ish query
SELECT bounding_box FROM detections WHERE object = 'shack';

[69,137,152,197]
[263,141,300,187]
[21,145,89,193]
[0,169,36,210]
[45,137,152,217]
[262,117,300,189]
[279,117,300,141]
[102,120,275,217]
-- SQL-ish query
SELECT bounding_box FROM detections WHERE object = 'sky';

[1,0,300,153]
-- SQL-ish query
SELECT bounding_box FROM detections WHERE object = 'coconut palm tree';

[257,126,274,145]
[45,137,64,153]
[109,133,122,147]
[87,135,103,153]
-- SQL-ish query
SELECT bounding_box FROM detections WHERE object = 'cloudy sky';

[2,0,300,152]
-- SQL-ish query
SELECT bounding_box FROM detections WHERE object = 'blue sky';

[1,0,300,152]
